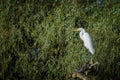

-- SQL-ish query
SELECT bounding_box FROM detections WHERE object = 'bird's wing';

[83,32,94,54]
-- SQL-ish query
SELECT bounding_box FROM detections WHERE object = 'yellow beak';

[72,28,80,31]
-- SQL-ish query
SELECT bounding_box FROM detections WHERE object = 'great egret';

[73,28,95,54]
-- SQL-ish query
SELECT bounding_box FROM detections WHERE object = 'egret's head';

[72,28,85,32]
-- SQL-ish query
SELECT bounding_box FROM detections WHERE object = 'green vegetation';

[0,0,120,80]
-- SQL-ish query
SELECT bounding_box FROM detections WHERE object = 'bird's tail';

[89,48,95,54]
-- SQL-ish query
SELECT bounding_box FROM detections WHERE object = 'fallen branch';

[72,72,89,80]
[72,59,99,80]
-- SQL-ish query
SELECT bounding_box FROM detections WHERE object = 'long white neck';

[79,29,85,40]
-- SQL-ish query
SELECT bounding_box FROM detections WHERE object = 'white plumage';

[74,28,95,54]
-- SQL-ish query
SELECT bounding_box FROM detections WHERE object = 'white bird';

[73,28,95,54]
